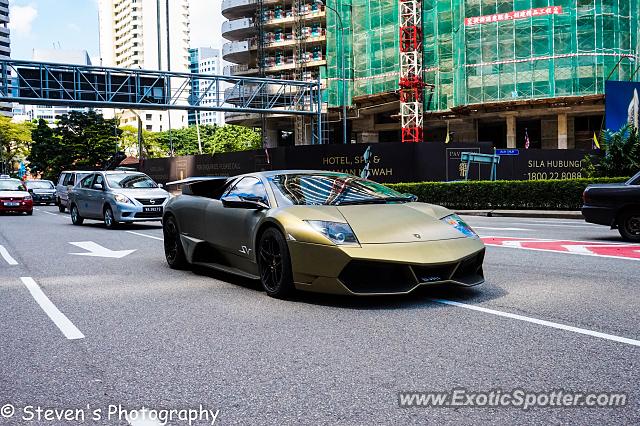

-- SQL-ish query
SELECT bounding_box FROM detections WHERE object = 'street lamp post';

[315,0,347,144]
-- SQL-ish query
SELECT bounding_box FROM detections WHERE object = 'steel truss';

[399,0,423,143]
[0,60,322,121]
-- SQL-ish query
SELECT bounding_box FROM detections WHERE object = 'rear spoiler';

[165,176,227,186]
[165,176,229,196]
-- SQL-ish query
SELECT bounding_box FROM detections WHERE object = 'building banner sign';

[465,6,563,26]
[605,80,640,132]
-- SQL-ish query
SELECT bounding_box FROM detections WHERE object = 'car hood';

[110,188,170,200]
[285,202,466,243]
[0,190,30,198]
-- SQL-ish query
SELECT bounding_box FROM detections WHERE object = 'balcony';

[261,5,326,28]
[224,64,260,77]
[222,40,256,63]
[221,0,282,20]
[222,17,256,41]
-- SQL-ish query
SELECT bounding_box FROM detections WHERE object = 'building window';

[146,125,153,131]
[146,113,152,120]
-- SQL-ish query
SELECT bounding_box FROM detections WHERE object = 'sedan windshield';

[0,179,26,191]
[268,173,410,206]
[106,173,158,189]
[26,181,54,190]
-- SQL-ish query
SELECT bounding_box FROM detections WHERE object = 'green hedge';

[387,178,629,210]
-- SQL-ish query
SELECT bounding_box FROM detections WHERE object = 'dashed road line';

[20,277,85,340]
[432,299,640,347]
[126,231,164,241]
[473,227,531,231]
[0,244,18,265]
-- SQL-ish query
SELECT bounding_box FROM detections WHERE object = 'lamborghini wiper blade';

[335,197,413,206]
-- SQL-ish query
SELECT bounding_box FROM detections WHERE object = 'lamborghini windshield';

[268,173,411,206]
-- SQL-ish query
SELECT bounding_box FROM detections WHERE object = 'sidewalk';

[456,210,584,220]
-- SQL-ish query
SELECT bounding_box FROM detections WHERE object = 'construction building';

[222,0,640,149]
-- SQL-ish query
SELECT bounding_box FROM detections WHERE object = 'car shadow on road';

[189,264,507,310]
[66,222,163,231]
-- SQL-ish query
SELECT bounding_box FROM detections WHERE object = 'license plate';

[143,206,162,213]
[4,202,19,207]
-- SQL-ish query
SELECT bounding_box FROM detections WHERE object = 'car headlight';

[441,214,478,239]
[305,220,359,245]
[114,194,133,204]
[24,195,32,201]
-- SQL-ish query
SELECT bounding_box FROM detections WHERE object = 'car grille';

[0,197,23,202]
[135,197,166,205]
[338,249,485,294]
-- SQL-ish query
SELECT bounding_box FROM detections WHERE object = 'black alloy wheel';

[258,228,294,298]
[618,210,640,242]
[163,216,188,269]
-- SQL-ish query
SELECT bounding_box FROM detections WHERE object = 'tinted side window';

[58,173,67,186]
[63,174,74,186]
[80,175,95,189]
[226,177,269,203]
[94,175,104,188]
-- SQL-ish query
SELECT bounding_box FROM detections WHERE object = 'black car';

[25,180,57,205]
[582,171,640,241]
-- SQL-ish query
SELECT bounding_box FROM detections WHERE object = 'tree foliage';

[119,125,166,158]
[154,124,261,156]
[28,111,122,180]
[0,116,34,175]
[583,125,640,178]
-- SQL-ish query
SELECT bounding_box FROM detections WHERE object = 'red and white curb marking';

[482,236,640,261]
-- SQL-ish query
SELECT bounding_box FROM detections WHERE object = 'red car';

[0,178,33,215]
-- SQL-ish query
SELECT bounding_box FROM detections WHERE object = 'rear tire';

[58,199,65,213]
[258,228,294,298]
[70,205,83,225]
[618,210,640,242]
[163,216,188,269]
[103,206,118,229]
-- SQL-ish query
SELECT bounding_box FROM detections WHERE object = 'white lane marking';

[473,227,531,231]
[20,277,85,340]
[509,222,598,228]
[432,299,640,347]
[43,211,60,216]
[0,245,18,265]
[126,231,163,241]
[69,241,136,258]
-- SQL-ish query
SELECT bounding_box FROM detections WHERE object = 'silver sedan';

[68,171,170,228]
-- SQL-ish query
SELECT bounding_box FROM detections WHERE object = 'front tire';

[58,199,65,213]
[103,206,118,229]
[70,205,83,225]
[163,216,188,269]
[258,228,294,298]
[618,210,640,242]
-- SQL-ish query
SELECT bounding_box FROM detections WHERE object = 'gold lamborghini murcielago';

[163,171,485,298]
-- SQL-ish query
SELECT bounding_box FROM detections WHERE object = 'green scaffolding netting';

[326,0,640,110]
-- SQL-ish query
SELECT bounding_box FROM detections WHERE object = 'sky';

[8,0,226,62]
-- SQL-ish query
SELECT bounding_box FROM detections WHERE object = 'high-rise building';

[98,0,190,133]
[223,1,640,149]
[0,0,11,116]
[188,47,223,127]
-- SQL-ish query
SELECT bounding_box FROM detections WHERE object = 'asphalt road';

[1,206,638,425]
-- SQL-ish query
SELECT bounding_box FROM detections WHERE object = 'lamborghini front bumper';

[288,237,485,295]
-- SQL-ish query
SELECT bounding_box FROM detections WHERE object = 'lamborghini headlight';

[441,214,479,239]
[305,220,359,245]
[114,193,133,204]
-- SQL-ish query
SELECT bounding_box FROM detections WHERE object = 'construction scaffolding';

[325,0,640,111]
